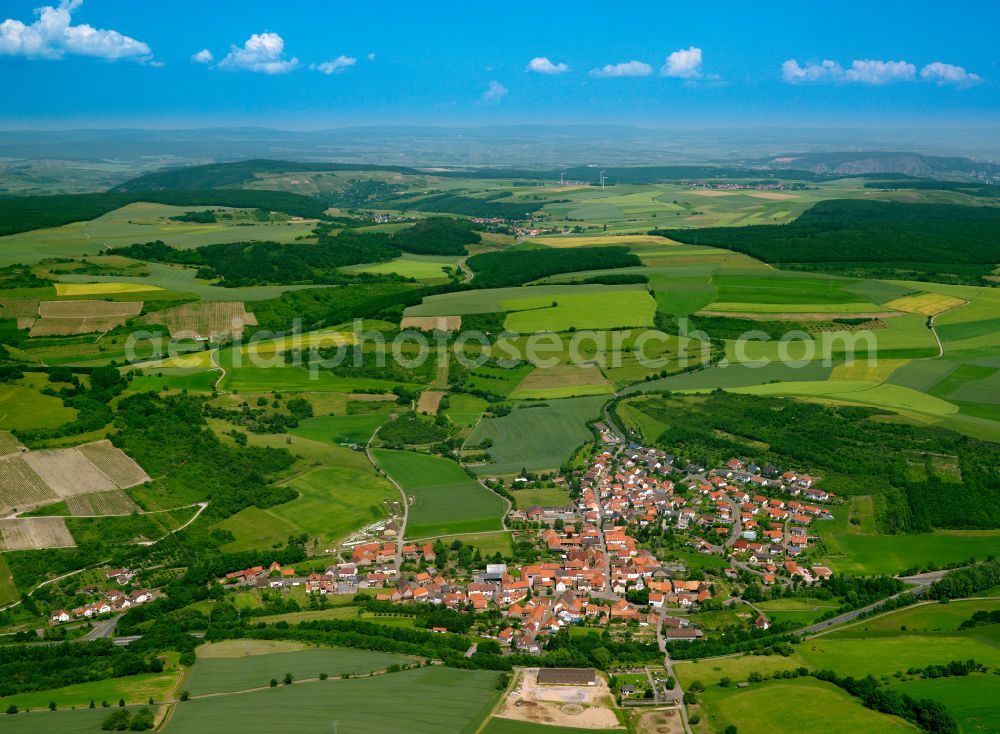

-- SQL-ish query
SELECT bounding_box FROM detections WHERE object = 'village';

[216,436,842,656]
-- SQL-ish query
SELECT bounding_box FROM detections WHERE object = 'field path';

[210,347,227,392]
[366,425,407,573]
[457,256,473,284]
[924,299,968,359]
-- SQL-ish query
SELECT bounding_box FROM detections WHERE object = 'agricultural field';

[502,289,656,333]
[63,489,140,516]
[0,670,179,711]
[404,283,648,317]
[29,299,143,336]
[443,393,489,426]
[466,395,607,473]
[0,202,316,266]
[372,449,506,538]
[509,364,612,400]
[342,252,459,282]
[693,678,917,734]
[186,643,412,695]
[144,301,257,339]
[890,675,999,734]
[53,282,163,296]
[166,665,502,734]
[511,486,574,509]
[289,412,390,445]
[0,517,75,550]
[482,719,607,734]
[215,436,399,551]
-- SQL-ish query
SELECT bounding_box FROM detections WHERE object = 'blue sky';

[2,0,998,129]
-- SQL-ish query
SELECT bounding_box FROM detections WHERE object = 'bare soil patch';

[496,669,622,730]
[0,517,74,550]
[416,390,446,415]
[400,315,461,332]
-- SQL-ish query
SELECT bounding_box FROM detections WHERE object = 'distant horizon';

[3,0,998,134]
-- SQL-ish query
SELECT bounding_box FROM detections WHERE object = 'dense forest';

[111,232,401,287]
[654,200,1000,284]
[389,216,481,255]
[467,246,641,288]
[110,217,478,285]
[111,392,296,519]
[250,282,431,332]
[622,392,1000,533]
[0,189,330,236]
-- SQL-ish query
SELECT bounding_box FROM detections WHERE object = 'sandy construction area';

[0,517,74,550]
[496,669,621,730]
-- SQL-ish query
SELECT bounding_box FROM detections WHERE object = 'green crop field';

[798,634,1000,679]
[827,599,1000,636]
[290,413,389,445]
[511,486,574,509]
[167,665,501,734]
[372,449,506,537]
[185,645,411,695]
[0,671,179,711]
[502,289,656,332]
[816,528,1000,576]
[342,253,458,281]
[482,718,604,734]
[466,395,607,474]
[891,675,1000,734]
[444,393,489,426]
[0,707,151,733]
[0,202,315,266]
[216,444,399,550]
[0,376,79,431]
[405,283,647,317]
[697,678,917,734]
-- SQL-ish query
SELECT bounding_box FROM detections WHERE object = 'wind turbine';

[599,171,607,190]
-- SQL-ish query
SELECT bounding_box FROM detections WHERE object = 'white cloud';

[782,58,916,85]
[590,60,652,78]
[480,80,508,103]
[0,0,153,63]
[661,46,703,79]
[192,48,213,64]
[312,55,356,75]
[218,32,298,75]
[527,56,569,75]
[844,59,915,85]
[921,61,982,87]
[367,52,376,61]
[782,59,843,83]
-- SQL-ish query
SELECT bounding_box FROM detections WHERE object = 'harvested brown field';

[0,297,39,324]
[21,441,150,498]
[400,315,461,332]
[65,490,140,516]
[0,454,56,515]
[0,518,74,550]
[37,300,143,319]
[748,191,800,200]
[416,390,446,415]
[75,440,151,487]
[0,430,25,458]
[145,301,258,339]
[30,300,143,336]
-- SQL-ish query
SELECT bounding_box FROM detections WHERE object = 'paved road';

[366,424,406,575]
[655,610,693,734]
[797,569,948,636]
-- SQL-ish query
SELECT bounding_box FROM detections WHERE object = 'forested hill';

[0,189,330,237]
[109,159,420,192]
[654,199,1000,284]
